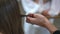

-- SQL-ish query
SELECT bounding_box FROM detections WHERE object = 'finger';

[28,14,34,17]
[26,19,35,24]
[28,14,44,18]
[26,17,31,23]
[26,17,35,23]
[28,14,39,18]
[32,14,42,18]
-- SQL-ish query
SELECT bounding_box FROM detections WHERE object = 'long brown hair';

[0,0,24,34]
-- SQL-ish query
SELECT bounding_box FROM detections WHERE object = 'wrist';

[45,22,57,34]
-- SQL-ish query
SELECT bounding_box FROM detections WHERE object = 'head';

[0,0,24,34]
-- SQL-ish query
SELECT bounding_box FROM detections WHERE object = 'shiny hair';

[0,0,24,34]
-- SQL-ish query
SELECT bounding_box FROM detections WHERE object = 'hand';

[42,10,50,16]
[26,14,50,27]
[26,14,57,34]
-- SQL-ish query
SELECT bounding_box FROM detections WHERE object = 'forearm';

[45,22,58,34]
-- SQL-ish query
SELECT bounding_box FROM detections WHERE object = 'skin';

[42,9,50,16]
[33,0,39,4]
[43,0,49,4]
[36,0,51,18]
[26,14,57,34]
[34,0,49,4]
[34,0,51,17]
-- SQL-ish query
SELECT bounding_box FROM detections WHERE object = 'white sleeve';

[48,0,60,17]
[21,0,39,14]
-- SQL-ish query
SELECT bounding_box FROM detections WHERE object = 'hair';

[0,0,24,34]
